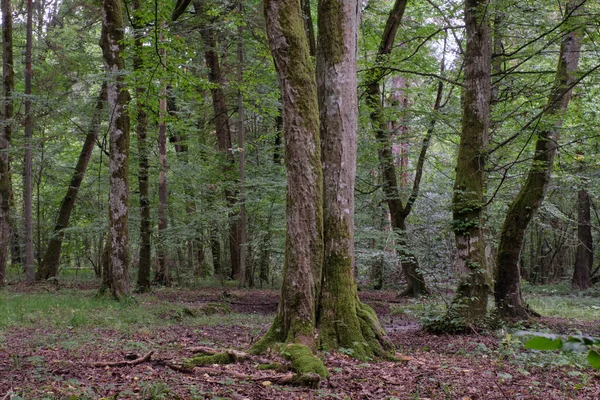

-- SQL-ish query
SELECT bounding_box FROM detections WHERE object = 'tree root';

[90,351,153,367]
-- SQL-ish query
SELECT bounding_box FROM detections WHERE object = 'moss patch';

[182,352,235,369]
[281,343,329,378]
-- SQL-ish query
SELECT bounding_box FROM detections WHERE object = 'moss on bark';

[183,352,236,369]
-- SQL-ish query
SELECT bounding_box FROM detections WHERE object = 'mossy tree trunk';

[254,0,323,351]
[573,189,592,289]
[316,0,391,359]
[100,0,132,300]
[365,0,429,297]
[23,0,34,283]
[0,0,14,287]
[449,0,492,323]
[494,0,583,319]
[37,84,106,281]
[133,0,152,293]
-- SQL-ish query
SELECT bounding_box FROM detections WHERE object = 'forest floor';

[0,284,599,399]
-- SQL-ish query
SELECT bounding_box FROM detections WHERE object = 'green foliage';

[518,332,600,370]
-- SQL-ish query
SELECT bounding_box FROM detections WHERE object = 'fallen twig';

[90,351,154,367]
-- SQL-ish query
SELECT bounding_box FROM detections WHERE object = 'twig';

[90,351,154,367]
[2,390,14,400]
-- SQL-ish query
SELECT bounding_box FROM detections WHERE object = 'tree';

[37,84,106,281]
[494,0,583,319]
[0,0,13,286]
[573,189,592,289]
[23,0,35,283]
[365,0,430,297]
[447,0,492,324]
[100,0,132,300]
[316,0,391,358]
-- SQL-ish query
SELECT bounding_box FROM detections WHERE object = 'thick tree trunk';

[0,0,14,287]
[100,0,132,300]
[494,0,582,319]
[365,0,429,297]
[449,0,492,323]
[23,0,34,283]
[316,0,391,359]
[133,0,151,293]
[253,0,323,352]
[236,1,247,288]
[573,189,592,289]
[193,0,241,282]
[37,85,106,280]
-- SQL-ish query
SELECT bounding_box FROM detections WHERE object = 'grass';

[0,288,272,332]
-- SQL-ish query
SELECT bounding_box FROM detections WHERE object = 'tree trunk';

[193,0,241,282]
[133,0,152,293]
[236,0,247,288]
[23,0,34,283]
[573,189,592,289]
[155,25,171,286]
[449,0,492,323]
[365,0,429,297]
[100,0,132,300]
[316,0,391,359]
[494,0,583,319]
[252,0,323,352]
[37,84,106,281]
[0,0,14,287]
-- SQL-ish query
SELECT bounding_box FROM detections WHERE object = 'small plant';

[517,332,600,370]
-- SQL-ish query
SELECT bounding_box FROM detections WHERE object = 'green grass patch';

[525,295,600,321]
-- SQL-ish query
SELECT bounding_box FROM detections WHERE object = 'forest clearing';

[1,283,599,399]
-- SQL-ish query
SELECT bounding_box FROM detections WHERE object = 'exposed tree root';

[186,346,272,365]
[90,351,153,367]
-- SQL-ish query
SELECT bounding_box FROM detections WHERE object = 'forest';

[0,0,599,398]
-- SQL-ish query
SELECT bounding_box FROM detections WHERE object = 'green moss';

[281,343,329,378]
[249,315,285,355]
[317,0,345,64]
[182,352,235,369]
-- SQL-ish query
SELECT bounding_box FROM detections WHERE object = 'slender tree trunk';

[193,0,241,281]
[155,24,171,286]
[37,84,107,280]
[23,0,34,283]
[449,0,492,323]
[573,189,593,289]
[133,0,151,293]
[365,0,429,297]
[253,0,323,352]
[301,0,315,57]
[495,0,583,319]
[100,0,132,300]
[236,0,247,288]
[316,0,391,359]
[0,0,14,287]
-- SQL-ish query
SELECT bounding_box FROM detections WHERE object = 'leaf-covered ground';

[0,287,599,399]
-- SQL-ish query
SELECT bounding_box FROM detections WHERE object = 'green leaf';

[525,336,563,351]
[588,349,600,370]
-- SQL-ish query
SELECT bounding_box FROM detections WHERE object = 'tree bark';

[365,0,429,297]
[573,189,593,289]
[449,0,492,323]
[253,0,323,351]
[0,0,14,287]
[100,0,132,300]
[132,0,152,293]
[236,0,247,288]
[23,0,35,283]
[316,0,391,359]
[494,0,583,319]
[37,84,107,281]
[192,0,241,282]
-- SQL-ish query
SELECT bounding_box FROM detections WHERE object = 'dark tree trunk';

[365,0,429,297]
[100,0,132,300]
[495,0,583,319]
[37,84,106,281]
[133,0,152,293]
[273,109,283,164]
[23,0,34,283]
[0,0,14,286]
[449,0,492,323]
[572,190,592,289]
[252,0,323,353]
[316,0,391,359]
[192,0,241,282]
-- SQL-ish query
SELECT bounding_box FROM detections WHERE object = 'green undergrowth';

[0,288,271,332]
